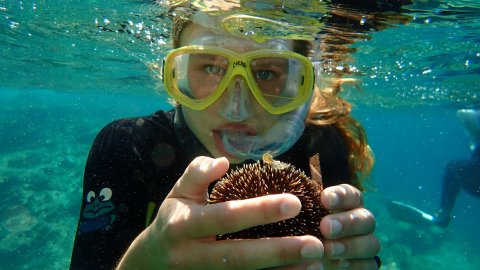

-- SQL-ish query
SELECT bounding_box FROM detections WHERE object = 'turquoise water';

[1,0,480,269]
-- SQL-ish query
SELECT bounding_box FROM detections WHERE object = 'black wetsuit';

[439,145,480,226]
[70,108,353,270]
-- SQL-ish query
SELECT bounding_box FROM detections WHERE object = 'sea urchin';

[208,153,328,240]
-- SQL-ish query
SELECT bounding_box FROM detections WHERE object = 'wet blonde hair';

[309,81,373,190]
[170,15,374,190]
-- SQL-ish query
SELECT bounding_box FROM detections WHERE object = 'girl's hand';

[320,184,380,270]
[117,156,324,270]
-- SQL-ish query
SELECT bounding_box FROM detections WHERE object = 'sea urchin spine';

[208,154,328,240]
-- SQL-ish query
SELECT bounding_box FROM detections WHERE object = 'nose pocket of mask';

[218,78,254,122]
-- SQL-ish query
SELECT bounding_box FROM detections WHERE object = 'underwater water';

[1,0,479,269]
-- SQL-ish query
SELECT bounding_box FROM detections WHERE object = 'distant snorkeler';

[388,108,480,228]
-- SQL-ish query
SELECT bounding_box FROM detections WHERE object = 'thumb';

[168,156,229,202]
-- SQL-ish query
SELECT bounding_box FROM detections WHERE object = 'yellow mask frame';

[161,45,314,115]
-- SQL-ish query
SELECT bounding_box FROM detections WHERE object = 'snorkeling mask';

[161,42,315,160]
[161,45,314,114]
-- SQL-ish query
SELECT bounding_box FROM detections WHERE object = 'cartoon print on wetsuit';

[78,187,116,234]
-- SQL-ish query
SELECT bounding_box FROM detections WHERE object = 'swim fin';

[387,200,435,226]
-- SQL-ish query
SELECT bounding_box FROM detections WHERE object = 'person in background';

[388,108,480,228]
[70,1,411,269]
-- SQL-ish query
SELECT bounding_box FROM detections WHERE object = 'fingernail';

[209,159,217,169]
[329,219,342,236]
[307,262,324,270]
[280,199,298,218]
[330,242,345,256]
[301,242,323,259]
[329,192,339,207]
[211,158,223,168]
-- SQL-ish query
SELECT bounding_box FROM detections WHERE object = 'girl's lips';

[213,124,257,136]
[212,124,257,157]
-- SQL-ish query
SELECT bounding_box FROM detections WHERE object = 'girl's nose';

[218,77,254,122]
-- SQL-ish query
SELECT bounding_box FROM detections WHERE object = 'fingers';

[320,184,374,240]
[168,156,229,202]
[319,184,380,269]
[170,236,324,270]
[320,208,376,239]
[323,234,380,259]
[180,193,302,238]
[321,184,364,211]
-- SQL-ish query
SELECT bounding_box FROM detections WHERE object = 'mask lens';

[250,56,306,108]
[170,52,229,101]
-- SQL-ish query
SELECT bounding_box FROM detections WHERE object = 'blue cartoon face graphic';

[79,187,116,233]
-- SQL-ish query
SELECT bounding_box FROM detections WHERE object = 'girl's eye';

[255,70,275,80]
[205,65,225,75]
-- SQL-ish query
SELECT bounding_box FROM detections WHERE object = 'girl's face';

[178,23,298,164]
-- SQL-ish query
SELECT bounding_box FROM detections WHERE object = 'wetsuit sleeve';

[70,119,153,270]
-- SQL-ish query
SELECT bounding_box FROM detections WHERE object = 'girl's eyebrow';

[190,53,224,61]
